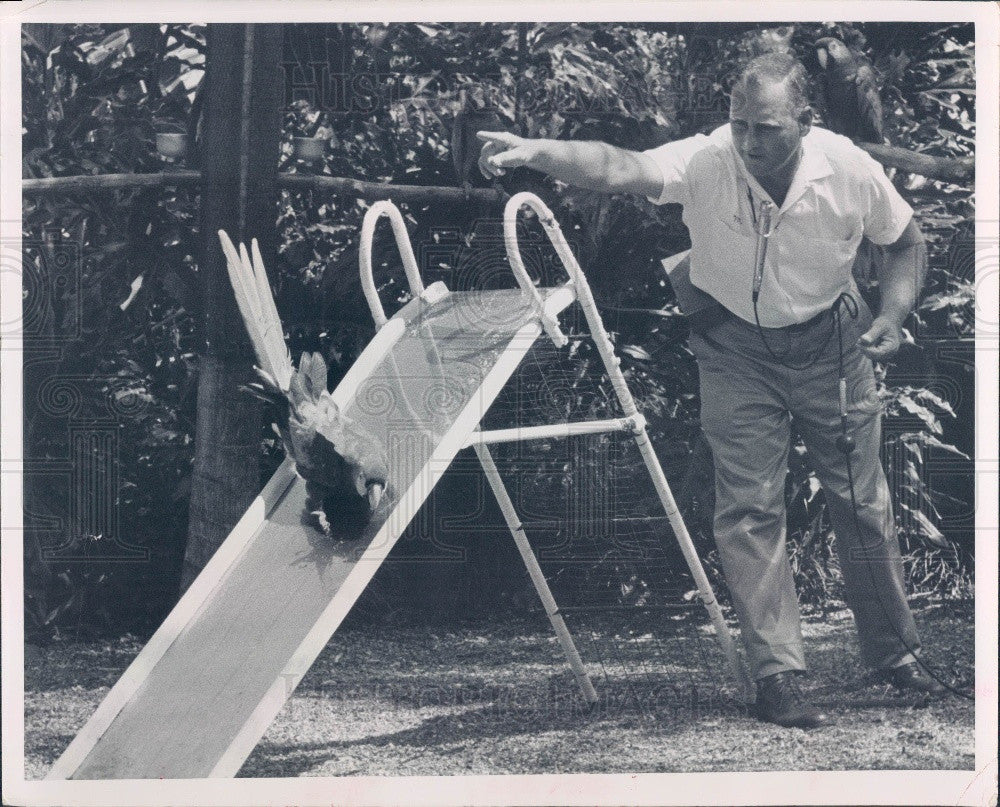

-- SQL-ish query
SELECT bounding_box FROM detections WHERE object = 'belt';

[720,305,832,334]
[763,308,832,333]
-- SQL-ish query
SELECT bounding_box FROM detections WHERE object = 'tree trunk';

[180,24,283,591]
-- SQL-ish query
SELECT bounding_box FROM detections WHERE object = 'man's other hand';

[477,131,539,178]
[857,315,902,361]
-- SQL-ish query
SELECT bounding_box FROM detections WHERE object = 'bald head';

[731,53,811,118]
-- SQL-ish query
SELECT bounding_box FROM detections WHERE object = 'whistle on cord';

[751,200,775,303]
[836,377,856,454]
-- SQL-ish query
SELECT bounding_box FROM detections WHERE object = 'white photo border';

[2,2,997,805]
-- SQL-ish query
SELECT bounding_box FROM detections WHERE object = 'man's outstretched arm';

[858,218,928,361]
[477,131,664,198]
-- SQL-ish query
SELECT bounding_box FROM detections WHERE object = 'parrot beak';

[367,482,384,512]
[816,47,828,69]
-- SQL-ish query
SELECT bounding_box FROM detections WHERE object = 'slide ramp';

[48,283,574,780]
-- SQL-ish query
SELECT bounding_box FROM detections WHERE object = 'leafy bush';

[22,24,205,638]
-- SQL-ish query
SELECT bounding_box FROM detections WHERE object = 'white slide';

[47,280,575,780]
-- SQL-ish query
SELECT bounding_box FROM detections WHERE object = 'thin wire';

[833,307,973,701]
[751,292,853,372]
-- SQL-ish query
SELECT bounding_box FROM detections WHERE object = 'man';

[478,53,942,729]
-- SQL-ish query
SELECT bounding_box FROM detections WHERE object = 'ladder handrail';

[502,193,570,348]
[505,189,637,411]
[359,200,425,327]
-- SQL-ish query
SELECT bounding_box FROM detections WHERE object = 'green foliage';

[22,24,205,639]
[22,22,974,636]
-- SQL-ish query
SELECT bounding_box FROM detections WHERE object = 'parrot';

[450,86,550,244]
[814,37,889,290]
[452,85,554,252]
[451,87,504,192]
[218,230,389,538]
[814,36,884,144]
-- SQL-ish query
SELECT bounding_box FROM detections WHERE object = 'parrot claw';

[367,483,385,512]
[310,509,332,537]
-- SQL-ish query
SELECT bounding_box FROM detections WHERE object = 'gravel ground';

[23,600,974,778]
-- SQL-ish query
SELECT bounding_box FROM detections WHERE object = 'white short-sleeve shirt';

[643,125,913,327]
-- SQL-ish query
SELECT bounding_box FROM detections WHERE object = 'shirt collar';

[727,128,834,213]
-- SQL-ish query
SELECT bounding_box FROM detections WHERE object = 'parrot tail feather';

[239,380,289,419]
[218,230,293,391]
[239,381,296,455]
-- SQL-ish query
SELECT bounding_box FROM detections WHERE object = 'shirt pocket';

[774,231,859,304]
[800,231,857,263]
[687,206,754,261]
[705,215,755,278]
[715,211,755,239]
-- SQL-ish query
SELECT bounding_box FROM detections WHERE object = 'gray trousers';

[688,297,921,680]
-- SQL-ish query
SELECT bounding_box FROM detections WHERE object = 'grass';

[23,600,974,778]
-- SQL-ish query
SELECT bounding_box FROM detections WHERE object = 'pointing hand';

[476,131,538,179]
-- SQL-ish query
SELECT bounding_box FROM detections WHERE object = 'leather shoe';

[754,671,831,729]
[879,661,947,696]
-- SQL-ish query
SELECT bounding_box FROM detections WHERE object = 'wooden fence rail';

[22,171,509,205]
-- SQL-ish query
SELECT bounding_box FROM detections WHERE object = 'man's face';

[729,79,810,184]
